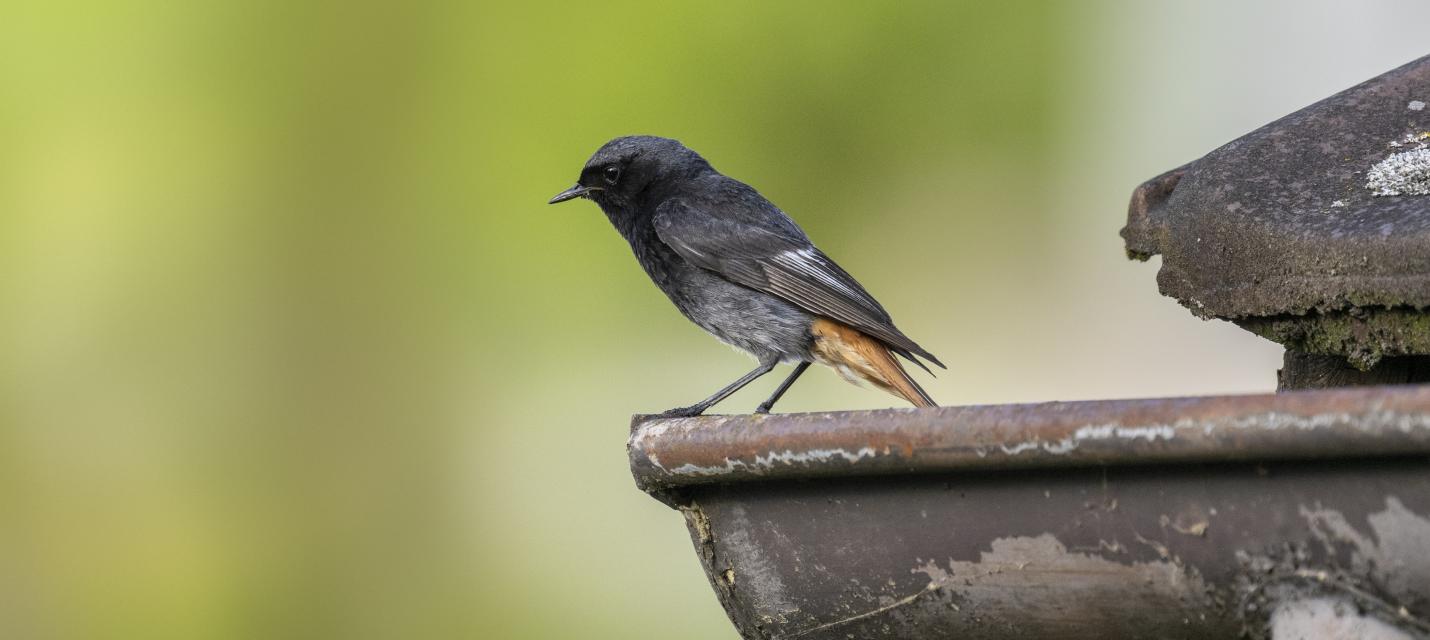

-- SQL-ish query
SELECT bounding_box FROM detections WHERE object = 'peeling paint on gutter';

[996,422,1179,456]
[666,446,881,477]
[641,386,1430,639]
[629,385,1430,491]
[990,409,1430,458]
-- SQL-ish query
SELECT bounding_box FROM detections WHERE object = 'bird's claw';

[657,405,705,418]
[754,404,772,414]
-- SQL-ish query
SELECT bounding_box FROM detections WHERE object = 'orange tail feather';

[810,318,937,408]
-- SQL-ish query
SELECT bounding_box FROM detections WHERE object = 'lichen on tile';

[1366,148,1430,196]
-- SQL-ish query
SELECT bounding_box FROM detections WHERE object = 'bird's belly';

[674,274,813,364]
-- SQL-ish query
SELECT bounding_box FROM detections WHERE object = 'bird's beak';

[548,183,592,204]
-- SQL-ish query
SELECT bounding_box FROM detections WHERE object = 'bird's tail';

[810,318,937,408]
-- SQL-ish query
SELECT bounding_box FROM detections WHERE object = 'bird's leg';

[755,361,811,414]
[658,358,777,418]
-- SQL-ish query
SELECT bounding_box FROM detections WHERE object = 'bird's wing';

[653,197,944,369]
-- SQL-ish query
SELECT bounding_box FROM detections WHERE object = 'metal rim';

[630,384,1430,492]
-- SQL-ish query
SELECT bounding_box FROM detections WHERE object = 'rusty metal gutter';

[629,385,1430,639]
[632,385,1430,493]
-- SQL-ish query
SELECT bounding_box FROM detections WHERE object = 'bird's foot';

[753,403,773,414]
[657,405,705,418]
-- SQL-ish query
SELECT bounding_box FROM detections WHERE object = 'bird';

[549,135,943,417]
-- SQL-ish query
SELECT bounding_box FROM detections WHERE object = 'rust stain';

[631,385,1430,491]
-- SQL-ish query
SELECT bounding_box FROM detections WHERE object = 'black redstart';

[550,136,942,416]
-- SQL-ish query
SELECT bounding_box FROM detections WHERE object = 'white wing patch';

[773,248,864,302]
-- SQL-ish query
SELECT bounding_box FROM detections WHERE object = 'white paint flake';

[992,409,1430,458]
[667,446,879,476]
[1271,598,1415,640]
[1301,496,1430,602]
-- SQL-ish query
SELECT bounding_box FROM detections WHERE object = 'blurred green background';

[2,1,1428,638]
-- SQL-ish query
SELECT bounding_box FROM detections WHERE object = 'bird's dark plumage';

[550,135,942,416]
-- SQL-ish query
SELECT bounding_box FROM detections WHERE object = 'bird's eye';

[603,165,621,185]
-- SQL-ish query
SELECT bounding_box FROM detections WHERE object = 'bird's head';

[548,136,710,209]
